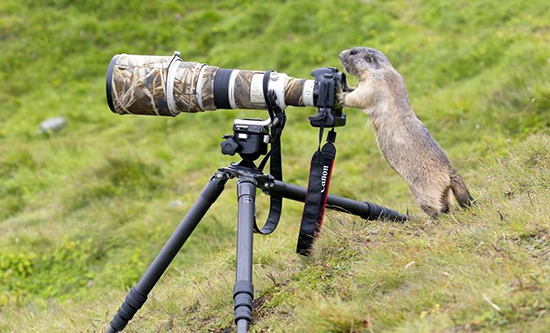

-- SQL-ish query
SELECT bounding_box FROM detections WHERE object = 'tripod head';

[220,118,271,162]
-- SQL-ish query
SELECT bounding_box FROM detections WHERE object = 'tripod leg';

[233,177,256,333]
[269,180,408,221]
[107,171,229,333]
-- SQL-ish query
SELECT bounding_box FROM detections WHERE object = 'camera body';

[309,67,347,128]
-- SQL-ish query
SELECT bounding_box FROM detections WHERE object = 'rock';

[38,116,66,133]
[168,200,184,207]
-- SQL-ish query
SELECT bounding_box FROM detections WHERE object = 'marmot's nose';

[339,50,348,59]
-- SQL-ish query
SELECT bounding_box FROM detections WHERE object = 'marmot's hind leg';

[418,186,451,217]
[450,169,475,207]
[412,188,447,217]
[439,186,452,213]
[419,203,443,217]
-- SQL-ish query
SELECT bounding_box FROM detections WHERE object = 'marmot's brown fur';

[339,47,474,216]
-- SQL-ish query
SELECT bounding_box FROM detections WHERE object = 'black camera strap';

[296,126,337,255]
[253,71,286,235]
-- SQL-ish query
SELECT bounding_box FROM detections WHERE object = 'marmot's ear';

[365,52,374,62]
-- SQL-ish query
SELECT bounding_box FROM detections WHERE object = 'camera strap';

[296,126,337,255]
[253,71,286,235]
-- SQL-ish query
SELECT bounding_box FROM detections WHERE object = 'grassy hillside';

[1,0,549,331]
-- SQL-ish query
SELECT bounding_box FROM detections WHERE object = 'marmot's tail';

[450,169,475,207]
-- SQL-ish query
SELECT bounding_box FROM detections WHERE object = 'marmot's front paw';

[336,81,355,108]
[336,91,347,109]
[343,85,355,93]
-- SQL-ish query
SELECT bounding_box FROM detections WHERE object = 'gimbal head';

[221,118,271,161]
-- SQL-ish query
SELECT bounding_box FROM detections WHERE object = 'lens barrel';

[106,53,317,116]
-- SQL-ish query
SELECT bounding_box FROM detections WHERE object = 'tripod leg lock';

[362,201,408,221]
[233,280,254,323]
[108,288,148,332]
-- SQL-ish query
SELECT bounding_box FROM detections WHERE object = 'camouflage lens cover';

[106,53,318,116]
[109,54,176,116]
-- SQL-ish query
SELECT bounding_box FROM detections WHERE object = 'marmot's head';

[339,47,392,79]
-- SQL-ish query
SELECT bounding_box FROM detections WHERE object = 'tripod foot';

[233,280,253,332]
[107,288,147,332]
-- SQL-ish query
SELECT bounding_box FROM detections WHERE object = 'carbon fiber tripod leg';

[269,180,408,221]
[106,171,229,333]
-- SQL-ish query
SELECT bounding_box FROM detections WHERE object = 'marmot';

[339,47,474,217]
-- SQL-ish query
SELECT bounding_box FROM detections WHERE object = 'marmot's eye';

[350,49,357,55]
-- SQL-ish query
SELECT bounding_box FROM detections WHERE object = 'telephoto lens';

[106,51,319,117]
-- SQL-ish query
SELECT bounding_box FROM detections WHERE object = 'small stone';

[38,116,66,133]
[168,200,184,207]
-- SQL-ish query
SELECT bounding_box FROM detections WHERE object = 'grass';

[1,0,550,331]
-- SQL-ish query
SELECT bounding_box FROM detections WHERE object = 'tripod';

[106,117,407,333]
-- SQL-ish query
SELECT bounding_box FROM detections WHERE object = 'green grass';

[1,0,550,331]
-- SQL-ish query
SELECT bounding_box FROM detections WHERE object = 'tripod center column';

[234,177,257,332]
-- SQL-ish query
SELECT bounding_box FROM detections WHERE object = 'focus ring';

[213,69,234,109]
